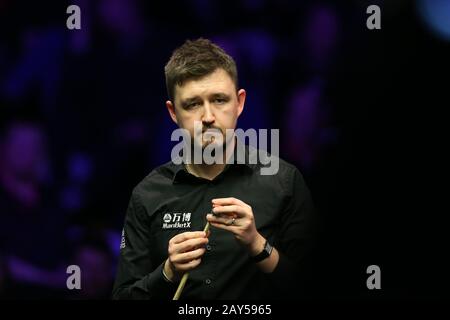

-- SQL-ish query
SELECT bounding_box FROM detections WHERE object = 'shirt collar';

[170,141,256,184]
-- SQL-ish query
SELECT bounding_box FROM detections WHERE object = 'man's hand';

[164,231,209,282]
[206,197,265,256]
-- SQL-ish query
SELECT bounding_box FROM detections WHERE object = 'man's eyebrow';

[180,96,201,107]
[180,93,231,107]
[209,92,231,99]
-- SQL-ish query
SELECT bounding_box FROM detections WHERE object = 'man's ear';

[236,89,246,118]
[166,100,178,125]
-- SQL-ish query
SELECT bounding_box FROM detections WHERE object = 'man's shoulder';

[131,160,177,198]
[247,145,301,178]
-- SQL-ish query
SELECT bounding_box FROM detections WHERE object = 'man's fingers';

[171,231,206,245]
[173,247,206,264]
[212,197,248,207]
[177,258,202,271]
[171,237,208,254]
[207,213,238,226]
[209,221,239,233]
[212,205,246,217]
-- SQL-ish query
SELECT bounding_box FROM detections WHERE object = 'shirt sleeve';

[265,166,317,298]
[112,191,177,299]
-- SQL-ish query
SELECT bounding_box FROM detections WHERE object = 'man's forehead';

[175,69,235,100]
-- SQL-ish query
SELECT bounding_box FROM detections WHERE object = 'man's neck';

[186,137,236,181]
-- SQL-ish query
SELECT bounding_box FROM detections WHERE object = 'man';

[112,38,315,299]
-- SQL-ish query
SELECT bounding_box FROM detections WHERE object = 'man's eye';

[214,98,227,104]
[186,102,200,109]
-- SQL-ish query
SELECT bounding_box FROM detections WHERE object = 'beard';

[185,122,236,164]
[197,127,225,149]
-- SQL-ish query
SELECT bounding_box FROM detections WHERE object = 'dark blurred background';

[0,0,448,300]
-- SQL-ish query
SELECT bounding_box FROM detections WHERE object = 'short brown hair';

[164,38,238,101]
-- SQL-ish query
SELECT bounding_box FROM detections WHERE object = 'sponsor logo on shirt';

[120,229,126,249]
[162,212,192,229]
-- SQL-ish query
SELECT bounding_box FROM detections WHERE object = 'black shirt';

[112,145,315,299]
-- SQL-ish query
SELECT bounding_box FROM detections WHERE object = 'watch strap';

[250,240,273,263]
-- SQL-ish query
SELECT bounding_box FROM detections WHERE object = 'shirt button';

[206,245,212,251]
[205,279,212,285]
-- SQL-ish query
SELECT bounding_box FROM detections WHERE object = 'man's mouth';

[202,127,222,134]
[201,128,223,144]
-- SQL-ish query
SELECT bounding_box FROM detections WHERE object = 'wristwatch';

[250,240,273,263]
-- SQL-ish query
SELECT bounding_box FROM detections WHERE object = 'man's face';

[166,68,246,150]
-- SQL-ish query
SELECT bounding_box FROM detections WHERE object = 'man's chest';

[144,179,285,262]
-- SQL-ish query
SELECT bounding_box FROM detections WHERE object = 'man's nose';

[202,104,215,124]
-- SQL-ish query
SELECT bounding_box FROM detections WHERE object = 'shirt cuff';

[161,263,174,283]
[142,262,178,298]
